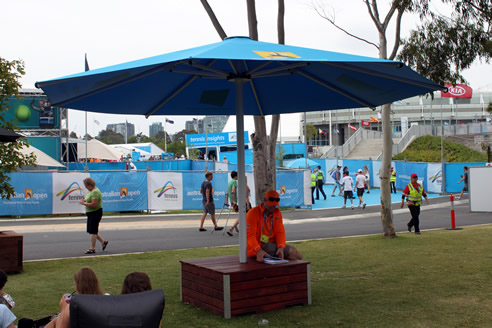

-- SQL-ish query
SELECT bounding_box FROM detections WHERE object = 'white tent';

[19,145,65,168]
[78,139,124,161]
[110,142,164,158]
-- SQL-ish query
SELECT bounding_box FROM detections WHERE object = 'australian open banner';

[148,172,183,211]
[90,172,147,212]
[0,173,53,216]
[52,172,89,214]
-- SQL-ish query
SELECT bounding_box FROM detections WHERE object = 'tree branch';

[200,0,227,40]
[247,0,259,41]
[278,0,285,45]
[381,1,398,34]
[364,0,383,34]
[388,8,404,60]
[313,2,379,50]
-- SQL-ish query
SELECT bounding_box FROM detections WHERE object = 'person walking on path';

[341,171,354,209]
[79,177,108,254]
[310,168,317,205]
[390,167,397,193]
[315,165,327,200]
[246,190,303,262]
[363,165,371,193]
[199,171,223,232]
[401,173,429,235]
[331,165,343,197]
[457,166,469,200]
[227,174,252,236]
[355,169,367,209]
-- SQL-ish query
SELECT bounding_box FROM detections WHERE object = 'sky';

[3,0,491,138]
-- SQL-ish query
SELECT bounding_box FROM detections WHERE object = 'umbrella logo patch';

[253,51,300,59]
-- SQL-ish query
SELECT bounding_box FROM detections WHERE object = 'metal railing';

[321,128,383,158]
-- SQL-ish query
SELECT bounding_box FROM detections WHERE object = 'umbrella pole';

[235,78,247,263]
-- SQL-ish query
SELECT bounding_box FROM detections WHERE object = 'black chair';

[69,289,165,328]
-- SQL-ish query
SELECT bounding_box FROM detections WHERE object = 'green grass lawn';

[7,226,492,327]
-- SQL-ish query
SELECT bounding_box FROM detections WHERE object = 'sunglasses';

[267,197,280,203]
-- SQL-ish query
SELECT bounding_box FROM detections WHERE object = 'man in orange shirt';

[247,190,303,262]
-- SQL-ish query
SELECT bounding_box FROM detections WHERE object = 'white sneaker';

[351,205,354,209]
[341,205,346,209]
[357,204,361,208]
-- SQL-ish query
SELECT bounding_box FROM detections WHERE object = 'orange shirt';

[246,203,286,257]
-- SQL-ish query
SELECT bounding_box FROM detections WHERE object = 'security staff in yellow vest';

[315,165,327,200]
[390,167,397,193]
[400,173,429,235]
[311,168,317,205]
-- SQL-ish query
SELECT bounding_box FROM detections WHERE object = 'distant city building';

[185,116,229,133]
[149,122,163,137]
[107,122,135,138]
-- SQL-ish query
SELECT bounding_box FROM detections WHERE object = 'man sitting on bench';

[247,190,303,263]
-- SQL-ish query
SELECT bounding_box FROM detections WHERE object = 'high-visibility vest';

[311,174,317,187]
[390,170,396,182]
[317,170,324,181]
[407,183,423,206]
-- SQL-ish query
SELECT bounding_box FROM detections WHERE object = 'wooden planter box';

[0,231,23,273]
[180,255,311,318]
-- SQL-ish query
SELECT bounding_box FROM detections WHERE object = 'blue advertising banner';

[181,172,228,210]
[276,171,305,207]
[90,172,147,212]
[445,162,485,193]
[186,131,249,147]
[395,161,427,190]
[0,173,53,216]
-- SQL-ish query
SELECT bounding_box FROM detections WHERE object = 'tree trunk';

[200,0,227,40]
[380,103,396,236]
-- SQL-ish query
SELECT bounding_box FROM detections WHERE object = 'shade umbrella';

[0,127,21,142]
[19,145,65,168]
[36,36,445,262]
[286,158,318,169]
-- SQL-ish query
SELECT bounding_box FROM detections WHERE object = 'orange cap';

[264,190,280,207]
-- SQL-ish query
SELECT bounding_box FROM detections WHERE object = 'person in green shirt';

[79,177,108,254]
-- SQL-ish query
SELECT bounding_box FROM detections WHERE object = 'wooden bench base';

[180,255,311,318]
[0,231,23,273]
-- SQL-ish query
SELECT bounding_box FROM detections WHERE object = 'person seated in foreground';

[0,271,15,310]
[45,267,104,328]
[247,190,303,263]
[0,304,16,328]
[121,272,153,294]
[121,272,162,328]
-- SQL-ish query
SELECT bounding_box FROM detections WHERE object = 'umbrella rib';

[228,59,238,75]
[145,75,199,118]
[251,62,310,78]
[246,61,272,75]
[323,62,446,91]
[49,63,176,107]
[296,68,377,110]
[183,62,228,78]
[170,69,224,78]
[244,61,264,117]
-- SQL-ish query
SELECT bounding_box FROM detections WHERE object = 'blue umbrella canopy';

[36,36,444,117]
[36,37,445,262]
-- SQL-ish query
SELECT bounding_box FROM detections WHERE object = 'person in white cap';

[355,169,367,209]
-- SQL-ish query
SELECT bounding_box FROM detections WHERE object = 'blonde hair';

[83,177,96,188]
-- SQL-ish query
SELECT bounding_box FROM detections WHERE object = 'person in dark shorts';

[341,171,354,209]
[79,177,108,254]
[355,169,367,209]
[457,166,468,200]
[401,173,429,234]
[199,171,223,232]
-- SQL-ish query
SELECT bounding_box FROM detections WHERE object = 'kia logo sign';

[441,83,473,99]
[447,86,466,96]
